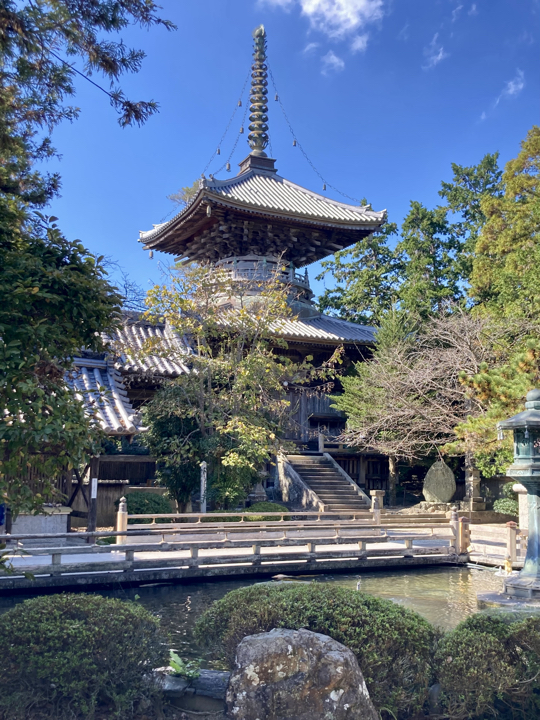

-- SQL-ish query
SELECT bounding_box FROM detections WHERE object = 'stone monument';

[422,459,456,507]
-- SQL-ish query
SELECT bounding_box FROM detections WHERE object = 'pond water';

[0,566,506,663]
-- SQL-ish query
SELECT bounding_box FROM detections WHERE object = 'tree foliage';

[168,180,200,208]
[471,126,540,318]
[334,309,538,463]
[318,154,503,323]
[317,219,400,325]
[141,264,338,508]
[0,0,173,513]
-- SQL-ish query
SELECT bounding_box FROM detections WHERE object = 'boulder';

[423,460,456,503]
[226,628,378,720]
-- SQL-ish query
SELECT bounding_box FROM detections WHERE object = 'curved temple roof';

[68,358,143,436]
[140,166,385,251]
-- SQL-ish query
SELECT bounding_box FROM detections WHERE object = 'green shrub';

[244,501,289,521]
[115,491,173,524]
[194,582,436,717]
[0,593,168,719]
[493,482,519,516]
[435,614,540,719]
[200,502,288,523]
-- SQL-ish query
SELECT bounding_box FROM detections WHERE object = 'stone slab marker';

[422,460,456,504]
[226,627,378,720]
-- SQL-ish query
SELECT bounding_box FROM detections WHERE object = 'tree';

[333,310,537,489]
[439,152,503,282]
[141,264,337,509]
[397,201,465,319]
[317,156,504,325]
[471,126,540,318]
[317,219,400,324]
[168,180,200,208]
[0,0,174,514]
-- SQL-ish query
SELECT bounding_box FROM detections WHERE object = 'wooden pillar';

[359,456,367,487]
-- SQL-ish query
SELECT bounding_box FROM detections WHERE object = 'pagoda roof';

[275,313,375,345]
[138,156,386,264]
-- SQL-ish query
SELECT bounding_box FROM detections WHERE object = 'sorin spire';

[248,25,269,157]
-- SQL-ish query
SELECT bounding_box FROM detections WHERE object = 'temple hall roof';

[68,358,144,436]
[106,313,191,378]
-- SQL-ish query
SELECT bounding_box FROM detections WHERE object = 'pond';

[0,565,506,663]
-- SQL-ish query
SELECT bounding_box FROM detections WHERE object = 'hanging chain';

[267,63,361,204]
[201,69,251,177]
[212,101,249,176]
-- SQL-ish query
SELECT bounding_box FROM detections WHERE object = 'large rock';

[226,628,378,720]
[423,460,456,503]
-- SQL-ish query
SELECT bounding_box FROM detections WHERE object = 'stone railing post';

[372,497,381,526]
[318,433,325,453]
[450,508,459,554]
[506,521,518,564]
[370,489,385,511]
[458,516,470,555]
[116,496,128,546]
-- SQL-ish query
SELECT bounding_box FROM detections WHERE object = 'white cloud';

[398,22,409,41]
[481,69,525,121]
[262,0,296,7]
[262,0,384,39]
[495,69,525,106]
[452,4,463,22]
[303,41,319,53]
[422,33,449,69]
[468,3,478,15]
[351,33,369,52]
[321,49,345,74]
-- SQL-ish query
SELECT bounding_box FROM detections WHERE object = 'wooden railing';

[0,510,470,588]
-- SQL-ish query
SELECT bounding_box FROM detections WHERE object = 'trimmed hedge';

[194,582,437,717]
[435,614,540,719]
[0,593,168,719]
[115,491,173,524]
[200,501,289,523]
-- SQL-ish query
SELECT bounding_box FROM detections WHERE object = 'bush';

[244,501,289,521]
[0,593,169,719]
[200,501,289,523]
[194,582,436,717]
[493,482,519,516]
[435,614,540,719]
[115,491,173,524]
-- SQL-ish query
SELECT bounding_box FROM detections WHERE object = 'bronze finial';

[248,25,269,157]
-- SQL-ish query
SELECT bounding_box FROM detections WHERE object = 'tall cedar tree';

[317,155,503,323]
[0,1,173,514]
[471,126,540,318]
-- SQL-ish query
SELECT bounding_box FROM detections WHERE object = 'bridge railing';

[0,512,467,585]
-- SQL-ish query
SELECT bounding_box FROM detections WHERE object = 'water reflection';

[0,567,508,660]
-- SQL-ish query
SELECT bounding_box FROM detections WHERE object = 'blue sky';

[47,0,539,301]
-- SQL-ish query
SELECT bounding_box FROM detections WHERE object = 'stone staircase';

[287,454,370,512]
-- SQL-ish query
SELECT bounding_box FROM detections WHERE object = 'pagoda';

[139,26,385,322]
[134,25,390,498]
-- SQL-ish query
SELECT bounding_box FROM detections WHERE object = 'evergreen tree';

[439,152,504,282]
[317,220,400,325]
[397,201,464,319]
[0,1,173,514]
[471,126,540,318]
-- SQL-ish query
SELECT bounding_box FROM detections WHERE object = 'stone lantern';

[497,389,540,599]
